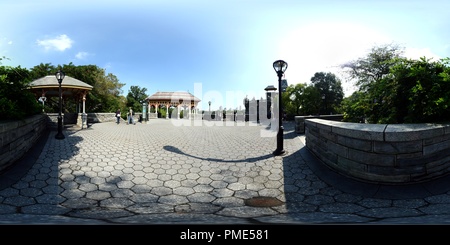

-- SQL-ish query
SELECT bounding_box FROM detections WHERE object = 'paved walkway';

[1,118,450,225]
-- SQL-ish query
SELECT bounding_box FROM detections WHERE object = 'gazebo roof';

[30,75,93,90]
[146,91,201,102]
[28,75,93,97]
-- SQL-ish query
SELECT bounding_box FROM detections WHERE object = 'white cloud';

[75,51,90,60]
[36,34,73,51]
[403,47,441,61]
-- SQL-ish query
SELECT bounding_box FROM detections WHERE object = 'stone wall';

[87,113,120,123]
[295,115,343,134]
[305,118,450,184]
[46,113,144,128]
[0,114,48,174]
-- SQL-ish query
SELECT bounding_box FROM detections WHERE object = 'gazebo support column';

[82,93,87,129]
[166,104,169,119]
[76,93,88,129]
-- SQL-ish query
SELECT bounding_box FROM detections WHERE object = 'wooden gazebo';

[146,91,201,119]
[28,75,93,128]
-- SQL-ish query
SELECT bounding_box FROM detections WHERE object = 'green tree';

[284,83,306,116]
[341,43,403,91]
[386,57,450,123]
[340,43,450,123]
[0,65,41,120]
[29,63,55,79]
[340,91,370,123]
[126,85,148,112]
[339,43,404,122]
[302,85,321,115]
[28,63,126,113]
[61,63,125,113]
[310,72,344,114]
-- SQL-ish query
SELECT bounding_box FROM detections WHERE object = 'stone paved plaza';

[1,118,450,225]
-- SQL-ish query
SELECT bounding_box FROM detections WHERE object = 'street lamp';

[55,70,65,140]
[265,85,276,120]
[321,94,326,115]
[208,101,211,112]
[243,96,249,122]
[141,100,148,122]
[273,60,288,156]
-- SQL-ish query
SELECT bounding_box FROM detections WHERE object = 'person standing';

[128,107,135,125]
[116,109,121,124]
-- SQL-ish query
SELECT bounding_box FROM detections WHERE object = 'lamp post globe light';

[55,70,65,140]
[273,60,288,156]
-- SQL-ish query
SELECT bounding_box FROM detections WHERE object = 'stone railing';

[295,115,343,134]
[305,118,450,184]
[46,113,146,128]
[0,114,48,174]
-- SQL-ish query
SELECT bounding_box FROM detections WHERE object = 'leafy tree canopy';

[1,60,145,120]
[0,65,41,120]
[340,43,450,123]
[126,85,148,112]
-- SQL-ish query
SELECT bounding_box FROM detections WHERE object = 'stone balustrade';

[305,118,450,184]
[0,114,47,174]
[295,115,343,134]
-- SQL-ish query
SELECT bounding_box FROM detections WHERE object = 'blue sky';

[1,0,449,110]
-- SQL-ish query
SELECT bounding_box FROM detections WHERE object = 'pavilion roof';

[29,75,93,90]
[146,91,201,102]
[28,75,93,98]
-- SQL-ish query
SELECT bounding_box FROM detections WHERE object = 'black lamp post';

[273,60,288,156]
[55,70,65,140]
[265,85,277,120]
[321,94,325,115]
[243,96,249,122]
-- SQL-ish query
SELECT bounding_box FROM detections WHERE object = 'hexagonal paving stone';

[151,186,172,196]
[100,198,134,209]
[173,187,195,196]
[129,193,159,203]
[158,195,189,205]
[126,203,173,214]
[60,189,85,199]
[187,193,216,203]
[164,180,181,189]
[86,190,111,200]
[211,188,234,198]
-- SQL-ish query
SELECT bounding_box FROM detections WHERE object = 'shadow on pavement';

[163,145,274,163]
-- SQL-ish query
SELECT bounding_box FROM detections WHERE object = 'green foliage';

[0,66,41,120]
[28,63,127,113]
[389,57,450,123]
[158,107,167,118]
[340,43,450,123]
[126,85,148,113]
[283,83,306,116]
[282,71,344,118]
[310,72,344,115]
[341,43,403,91]
[340,91,370,123]
[301,85,321,115]
[1,60,148,121]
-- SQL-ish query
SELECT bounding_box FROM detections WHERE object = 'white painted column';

[82,93,87,129]
[166,103,169,119]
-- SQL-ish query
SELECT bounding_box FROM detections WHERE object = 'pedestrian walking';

[115,109,121,124]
